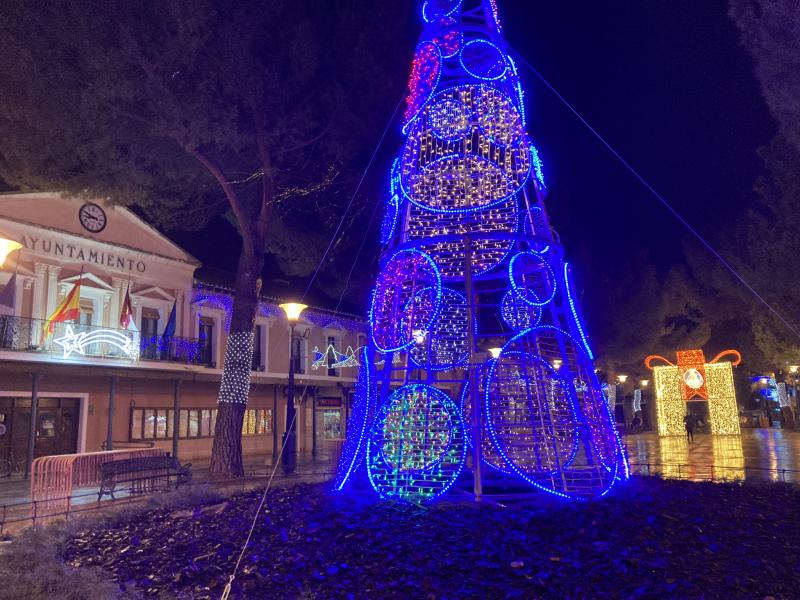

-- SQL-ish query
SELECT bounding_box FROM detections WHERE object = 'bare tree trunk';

[208,241,265,477]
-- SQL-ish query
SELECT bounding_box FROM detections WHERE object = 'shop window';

[241,408,272,435]
[189,410,200,437]
[131,407,221,440]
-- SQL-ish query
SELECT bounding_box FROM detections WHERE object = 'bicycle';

[0,449,20,478]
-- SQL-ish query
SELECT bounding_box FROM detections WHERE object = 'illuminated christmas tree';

[336,0,628,502]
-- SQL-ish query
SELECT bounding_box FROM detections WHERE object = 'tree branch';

[190,148,254,254]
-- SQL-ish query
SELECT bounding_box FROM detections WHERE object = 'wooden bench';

[97,456,192,501]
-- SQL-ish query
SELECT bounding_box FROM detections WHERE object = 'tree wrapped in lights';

[337,0,628,503]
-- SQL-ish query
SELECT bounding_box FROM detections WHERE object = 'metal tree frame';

[336,0,628,503]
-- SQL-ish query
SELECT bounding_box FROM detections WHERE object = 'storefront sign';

[20,235,147,273]
[317,397,342,407]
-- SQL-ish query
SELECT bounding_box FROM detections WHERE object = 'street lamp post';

[279,302,307,475]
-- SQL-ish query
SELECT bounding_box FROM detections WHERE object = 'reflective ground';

[625,428,800,484]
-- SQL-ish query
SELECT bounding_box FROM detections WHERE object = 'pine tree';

[335,0,628,502]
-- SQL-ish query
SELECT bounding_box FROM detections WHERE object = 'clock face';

[79,203,107,233]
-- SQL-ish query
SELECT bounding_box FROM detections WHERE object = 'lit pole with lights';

[280,302,307,475]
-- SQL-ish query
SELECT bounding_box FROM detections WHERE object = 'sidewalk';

[0,452,337,507]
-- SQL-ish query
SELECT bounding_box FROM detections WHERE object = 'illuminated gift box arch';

[645,349,742,436]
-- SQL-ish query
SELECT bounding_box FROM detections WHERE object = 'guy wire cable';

[509,47,800,341]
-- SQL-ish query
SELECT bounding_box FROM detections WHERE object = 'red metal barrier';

[31,448,165,518]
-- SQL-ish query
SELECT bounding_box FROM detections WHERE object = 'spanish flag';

[119,286,133,330]
[47,277,82,333]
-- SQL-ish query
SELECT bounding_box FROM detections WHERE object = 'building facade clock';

[78,202,107,233]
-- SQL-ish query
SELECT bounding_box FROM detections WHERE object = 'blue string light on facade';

[335,0,627,504]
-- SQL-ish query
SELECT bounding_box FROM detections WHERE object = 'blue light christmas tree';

[336,0,628,503]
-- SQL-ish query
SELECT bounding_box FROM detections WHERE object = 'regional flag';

[0,273,17,315]
[119,286,133,330]
[46,277,82,333]
[161,301,177,341]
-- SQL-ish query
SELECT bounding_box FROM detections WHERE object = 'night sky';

[172,1,773,328]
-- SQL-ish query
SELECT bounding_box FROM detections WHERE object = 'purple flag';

[0,273,16,314]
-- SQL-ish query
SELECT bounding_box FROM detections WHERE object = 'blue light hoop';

[509,251,556,307]
[409,287,474,371]
[366,384,467,503]
[492,325,627,490]
[369,248,443,353]
[426,97,473,143]
[422,0,463,24]
[402,42,443,134]
[390,157,401,196]
[334,346,375,491]
[500,289,541,330]
[483,330,621,499]
[459,38,509,81]
[507,55,526,126]
[379,194,399,245]
[483,349,579,482]
[564,262,594,359]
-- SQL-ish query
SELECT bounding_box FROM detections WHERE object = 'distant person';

[683,413,695,442]
[631,415,642,433]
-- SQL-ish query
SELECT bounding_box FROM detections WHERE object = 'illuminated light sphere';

[369,249,442,353]
[460,39,508,80]
[683,368,704,390]
[409,287,472,371]
[407,195,516,278]
[422,0,463,23]
[403,42,442,128]
[485,350,577,477]
[401,85,531,213]
[379,194,400,245]
[367,384,466,503]
[509,251,556,307]
[500,289,541,330]
[485,326,625,498]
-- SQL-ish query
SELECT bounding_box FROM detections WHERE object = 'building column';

[44,265,62,324]
[311,387,318,458]
[25,372,41,479]
[106,376,117,451]
[172,380,181,459]
[31,263,48,343]
[272,385,279,463]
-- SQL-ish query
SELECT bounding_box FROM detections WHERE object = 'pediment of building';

[0,192,199,266]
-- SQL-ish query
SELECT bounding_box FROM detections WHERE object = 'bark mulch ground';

[63,477,800,599]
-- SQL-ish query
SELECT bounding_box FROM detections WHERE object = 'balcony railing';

[0,315,208,366]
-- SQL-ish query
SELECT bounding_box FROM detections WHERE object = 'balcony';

[0,315,209,366]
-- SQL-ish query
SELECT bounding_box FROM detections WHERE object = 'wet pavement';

[625,428,800,484]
